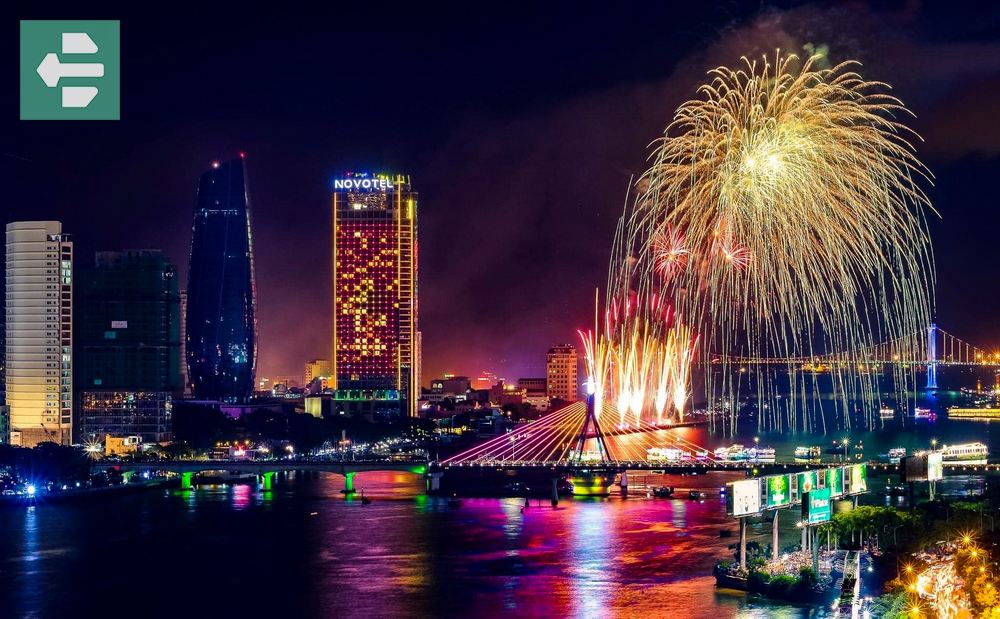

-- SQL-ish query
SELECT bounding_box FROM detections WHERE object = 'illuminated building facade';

[546,344,579,403]
[304,358,331,387]
[518,377,549,410]
[5,221,73,447]
[186,157,257,402]
[332,173,418,418]
[77,251,180,443]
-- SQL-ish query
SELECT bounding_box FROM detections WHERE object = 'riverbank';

[0,477,176,507]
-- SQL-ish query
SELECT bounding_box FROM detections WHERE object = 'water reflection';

[0,471,885,618]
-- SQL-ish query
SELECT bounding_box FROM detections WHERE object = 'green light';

[261,471,276,491]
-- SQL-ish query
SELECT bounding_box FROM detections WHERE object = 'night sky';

[4,2,1000,385]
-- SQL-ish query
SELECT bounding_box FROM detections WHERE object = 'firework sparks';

[610,51,935,432]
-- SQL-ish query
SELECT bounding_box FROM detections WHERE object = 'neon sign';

[333,177,394,191]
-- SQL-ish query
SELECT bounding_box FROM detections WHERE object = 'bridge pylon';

[571,393,610,463]
[927,323,938,390]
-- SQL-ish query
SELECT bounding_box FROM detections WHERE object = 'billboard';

[766,474,791,509]
[802,487,832,524]
[903,454,931,482]
[826,467,844,498]
[794,470,818,503]
[847,464,867,494]
[728,479,762,516]
[928,452,943,482]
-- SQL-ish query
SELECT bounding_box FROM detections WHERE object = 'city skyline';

[3,4,1000,386]
[6,7,1000,618]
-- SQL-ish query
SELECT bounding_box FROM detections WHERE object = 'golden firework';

[610,52,935,431]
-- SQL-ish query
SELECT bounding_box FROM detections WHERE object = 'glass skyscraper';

[332,173,419,418]
[186,157,257,402]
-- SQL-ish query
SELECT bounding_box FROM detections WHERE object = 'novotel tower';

[332,173,419,418]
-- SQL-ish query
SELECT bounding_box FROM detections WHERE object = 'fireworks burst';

[580,293,698,428]
[610,51,935,432]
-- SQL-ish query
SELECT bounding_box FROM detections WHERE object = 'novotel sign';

[333,178,395,191]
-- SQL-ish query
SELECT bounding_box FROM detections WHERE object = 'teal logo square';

[20,20,120,120]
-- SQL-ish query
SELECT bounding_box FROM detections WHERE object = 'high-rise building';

[546,344,578,404]
[178,290,190,396]
[186,157,257,402]
[332,173,418,418]
[76,251,181,443]
[304,358,331,386]
[5,221,73,447]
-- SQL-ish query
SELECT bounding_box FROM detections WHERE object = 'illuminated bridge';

[710,323,997,390]
[93,460,429,492]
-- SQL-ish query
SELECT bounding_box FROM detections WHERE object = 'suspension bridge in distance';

[708,323,996,390]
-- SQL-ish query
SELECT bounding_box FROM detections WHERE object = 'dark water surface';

[0,471,832,619]
[2,393,996,618]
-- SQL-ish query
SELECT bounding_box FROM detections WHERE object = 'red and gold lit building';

[332,173,419,418]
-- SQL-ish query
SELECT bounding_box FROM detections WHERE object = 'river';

[2,391,998,618]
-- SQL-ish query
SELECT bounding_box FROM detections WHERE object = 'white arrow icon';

[36,53,105,87]
[35,33,105,108]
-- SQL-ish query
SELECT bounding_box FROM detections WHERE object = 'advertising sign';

[766,474,791,509]
[903,454,930,482]
[728,479,761,516]
[928,452,944,482]
[847,464,867,494]
[826,467,844,498]
[794,470,818,503]
[802,487,832,524]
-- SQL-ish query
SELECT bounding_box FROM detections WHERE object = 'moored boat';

[794,446,821,460]
[913,407,935,420]
[942,442,988,465]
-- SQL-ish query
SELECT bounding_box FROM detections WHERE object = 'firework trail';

[607,52,935,433]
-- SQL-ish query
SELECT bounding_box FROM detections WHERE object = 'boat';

[879,405,895,419]
[647,447,685,463]
[885,485,906,497]
[713,445,746,462]
[745,446,775,463]
[653,486,674,498]
[794,446,821,460]
[942,442,988,465]
[913,407,935,420]
[948,407,1000,419]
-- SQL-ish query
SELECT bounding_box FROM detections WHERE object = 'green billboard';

[802,487,832,524]
[826,467,844,498]
[848,464,867,494]
[795,470,818,502]
[766,474,791,508]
